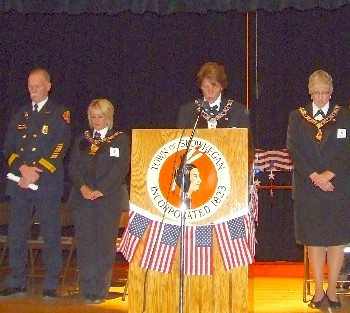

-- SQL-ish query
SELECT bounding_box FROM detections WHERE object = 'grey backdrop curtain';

[1,0,350,14]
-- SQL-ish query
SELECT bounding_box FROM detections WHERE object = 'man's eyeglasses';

[311,91,330,96]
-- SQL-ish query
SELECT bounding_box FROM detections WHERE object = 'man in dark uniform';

[0,68,71,299]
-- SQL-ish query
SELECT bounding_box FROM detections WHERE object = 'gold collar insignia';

[299,105,340,141]
[84,130,120,155]
[196,99,233,123]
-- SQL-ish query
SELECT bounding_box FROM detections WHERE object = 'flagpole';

[178,110,201,313]
[178,191,187,313]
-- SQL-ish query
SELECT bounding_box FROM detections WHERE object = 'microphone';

[196,99,210,111]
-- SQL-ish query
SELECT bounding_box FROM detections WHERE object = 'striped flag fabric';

[214,216,254,271]
[246,181,259,256]
[254,149,293,171]
[243,214,256,258]
[140,221,181,273]
[250,181,259,225]
[119,211,150,262]
[184,224,213,275]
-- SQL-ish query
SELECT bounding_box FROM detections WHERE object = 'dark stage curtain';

[1,0,350,14]
[1,6,350,261]
[254,172,303,261]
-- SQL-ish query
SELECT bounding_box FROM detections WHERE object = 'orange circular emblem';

[147,137,230,223]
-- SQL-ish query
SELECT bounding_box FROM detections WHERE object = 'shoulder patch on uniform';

[63,110,70,124]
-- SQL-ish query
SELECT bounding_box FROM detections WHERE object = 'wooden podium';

[127,128,251,313]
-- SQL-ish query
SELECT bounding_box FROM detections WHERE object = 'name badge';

[110,147,119,157]
[337,129,346,138]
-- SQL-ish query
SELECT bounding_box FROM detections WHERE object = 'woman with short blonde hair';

[87,98,114,130]
[308,70,333,95]
[287,70,350,309]
[68,98,130,304]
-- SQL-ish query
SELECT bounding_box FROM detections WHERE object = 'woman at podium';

[68,98,130,304]
[176,61,250,130]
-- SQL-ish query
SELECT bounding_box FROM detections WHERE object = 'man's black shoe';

[42,289,58,300]
[0,287,26,298]
[84,296,106,304]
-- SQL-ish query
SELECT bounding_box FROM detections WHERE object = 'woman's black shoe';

[326,294,341,308]
[308,292,327,309]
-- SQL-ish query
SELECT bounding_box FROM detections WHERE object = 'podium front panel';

[128,128,250,313]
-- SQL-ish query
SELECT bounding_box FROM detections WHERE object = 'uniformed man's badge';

[17,124,27,130]
[63,111,71,124]
[42,125,49,134]
[24,112,29,119]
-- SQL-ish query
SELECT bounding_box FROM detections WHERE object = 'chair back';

[119,211,129,229]
[116,211,129,248]
[0,202,10,227]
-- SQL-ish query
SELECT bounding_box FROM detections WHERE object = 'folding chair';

[57,203,77,295]
[0,201,10,275]
[303,244,350,302]
[115,210,129,301]
[26,203,76,295]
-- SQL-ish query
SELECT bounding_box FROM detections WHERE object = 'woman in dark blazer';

[176,61,250,130]
[68,98,130,304]
[287,70,350,309]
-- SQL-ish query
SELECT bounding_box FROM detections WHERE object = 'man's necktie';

[93,131,101,140]
[33,104,38,112]
[314,109,325,119]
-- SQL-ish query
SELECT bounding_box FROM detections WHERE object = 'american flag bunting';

[214,216,254,271]
[140,221,181,273]
[184,224,213,275]
[119,211,150,262]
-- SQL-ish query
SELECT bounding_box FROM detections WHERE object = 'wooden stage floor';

[1,262,350,312]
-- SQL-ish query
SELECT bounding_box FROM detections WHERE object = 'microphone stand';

[178,101,205,313]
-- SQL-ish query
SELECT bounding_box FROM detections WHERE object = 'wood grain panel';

[129,128,249,313]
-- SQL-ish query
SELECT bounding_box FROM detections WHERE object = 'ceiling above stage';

[1,0,350,15]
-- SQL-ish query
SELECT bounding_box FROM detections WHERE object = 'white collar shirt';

[312,102,329,120]
[93,127,108,139]
[32,97,48,112]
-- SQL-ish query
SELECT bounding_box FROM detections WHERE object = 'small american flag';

[214,216,254,271]
[184,224,213,275]
[140,221,181,273]
[119,211,150,262]
[254,149,293,172]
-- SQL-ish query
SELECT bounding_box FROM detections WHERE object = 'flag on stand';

[140,221,181,273]
[184,224,213,275]
[214,216,254,271]
[254,149,293,171]
[119,211,150,262]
